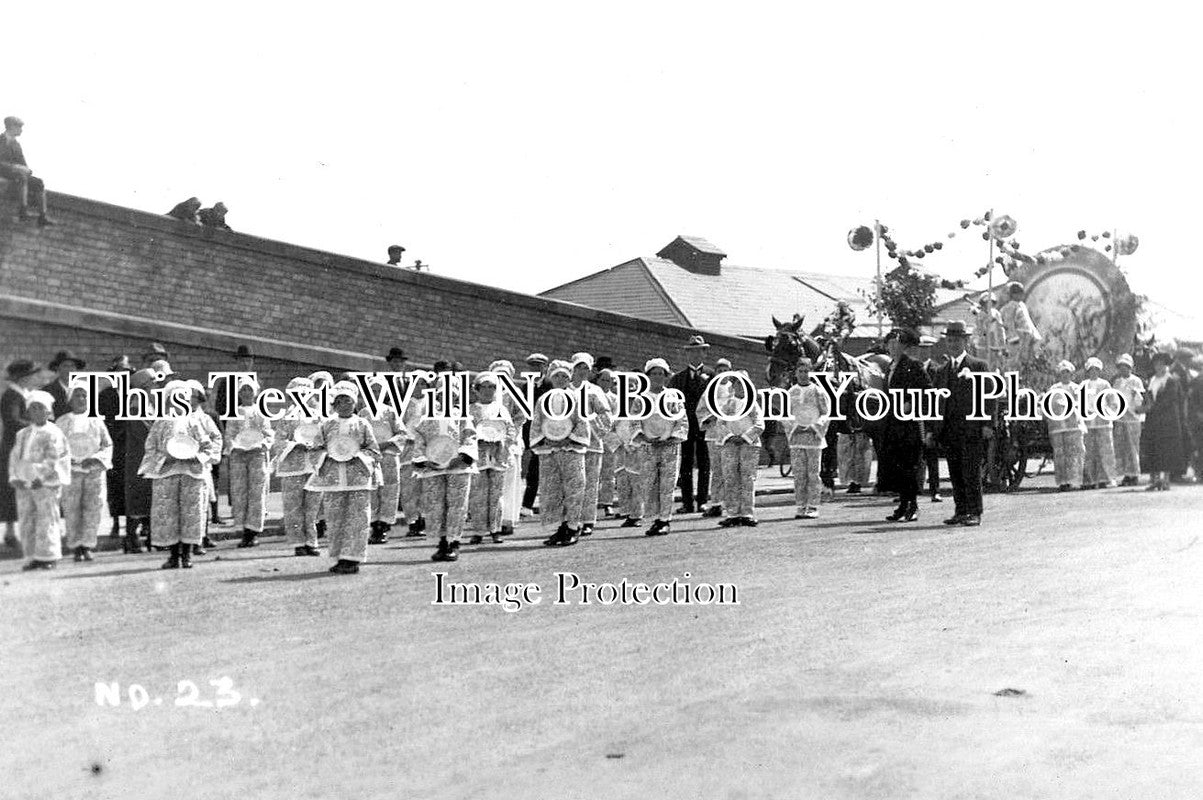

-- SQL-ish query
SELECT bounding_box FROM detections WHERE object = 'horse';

[764,314,821,388]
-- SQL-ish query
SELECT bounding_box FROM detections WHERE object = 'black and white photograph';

[2,2,1201,798]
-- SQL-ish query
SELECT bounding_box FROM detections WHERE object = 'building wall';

[0,193,769,388]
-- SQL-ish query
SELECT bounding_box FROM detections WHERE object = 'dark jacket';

[876,354,931,493]
[0,134,27,168]
[42,379,71,420]
[933,352,993,445]
[1141,373,1187,474]
[669,364,715,441]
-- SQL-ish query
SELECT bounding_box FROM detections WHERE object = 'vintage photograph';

[2,2,1200,798]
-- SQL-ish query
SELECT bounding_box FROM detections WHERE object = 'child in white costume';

[701,371,763,527]
[225,379,275,548]
[1043,361,1086,491]
[10,391,71,570]
[1111,353,1145,485]
[570,352,613,537]
[530,361,591,547]
[55,386,113,561]
[1080,356,1119,489]
[411,386,478,562]
[787,359,832,519]
[305,381,381,574]
[360,382,407,545]
[272,377,323,557]
[141,381,217,570]
[187,380,223,554]
[636,358,688,536]
[612,413,645,527]
[468,373,517,545]
[701,363,732,518]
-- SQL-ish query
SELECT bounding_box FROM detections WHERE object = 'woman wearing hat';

[878,329,932,523]
[1042,361,1086,491]
[1140,352,1188,491]
[97,355,132,543]
[2,360,42,541]
[1111,354,1145,486]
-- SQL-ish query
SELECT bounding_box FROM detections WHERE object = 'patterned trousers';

[372,450,401,524]
[720,442,758,517]
[421,473,471,542]
[17,486,62,562]
[598,448,617,507]
[791,448,823,510]
[501,448,522,527]
[324,490,372,562]
[838,432,873,485]
[643,442,681,522]
[540,450,586,528]
[281,475,321,548]
[1112,421,1141,478]
[63,468,105,549]
[580,450,604,526]
[710,444,726,510]
[470,468,506,533]
[228,448,269,532]
[399,462,422,523]
[1050,430,1085,487]
[151,474,207,545]
[1083,427,1116,485]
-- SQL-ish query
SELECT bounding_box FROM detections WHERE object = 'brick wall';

[0,193,771,387]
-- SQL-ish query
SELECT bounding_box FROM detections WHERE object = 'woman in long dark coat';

[877,329,932,522]
[122,368,159,552]
[98,356,132,539]
[1140,352,1187,491]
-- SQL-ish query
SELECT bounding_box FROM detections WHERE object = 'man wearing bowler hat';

[43,350,86,419]
[931,321,993,527]
[669,335,715,514]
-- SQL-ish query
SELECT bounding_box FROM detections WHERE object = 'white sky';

[7,1,1200,327]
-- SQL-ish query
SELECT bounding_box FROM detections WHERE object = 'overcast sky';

[8,1,1200,332]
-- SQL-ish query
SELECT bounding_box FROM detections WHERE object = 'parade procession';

[3,5,1202,798]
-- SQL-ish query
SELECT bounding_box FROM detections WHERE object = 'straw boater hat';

[525,352,549,366]
[684,335,710,349]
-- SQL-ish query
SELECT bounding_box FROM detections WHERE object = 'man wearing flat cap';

[931,321,992,527]
[1,116,54,226]
[669,335,715,514]
[43,350,86,419]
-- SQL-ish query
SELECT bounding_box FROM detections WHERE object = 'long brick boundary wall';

[0,192,771,386]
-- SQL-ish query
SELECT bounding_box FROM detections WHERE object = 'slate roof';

[542,256,881,340]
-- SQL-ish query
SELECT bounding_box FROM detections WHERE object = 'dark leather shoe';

[885,505,907,522]
[943,515,965,525]
[621,517,642,528]
[959,515,981,526]
[580,524,594,537]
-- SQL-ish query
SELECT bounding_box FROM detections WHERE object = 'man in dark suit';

[916,335,945,502]
[931,321,993,527]
[878,329,932,523]
[42,350,85,420]
[0,116,53,226]
[669,335,715,514]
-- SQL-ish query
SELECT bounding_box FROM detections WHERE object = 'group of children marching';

[11,348,851,572]
[1043,354,1145,492]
